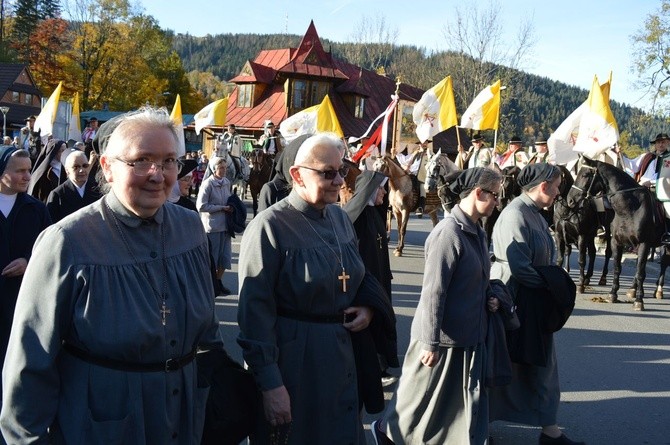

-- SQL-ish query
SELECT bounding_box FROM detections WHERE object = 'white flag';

[68,92,82,142]
[34,82,62,141]
[460,80,501,130]
[194,98,228,135]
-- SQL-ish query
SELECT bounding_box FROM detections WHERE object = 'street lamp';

[0,106,9,139]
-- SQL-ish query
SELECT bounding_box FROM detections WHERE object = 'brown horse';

[373,155,439,256]
[247,149,274,216]
[339,158,362,204]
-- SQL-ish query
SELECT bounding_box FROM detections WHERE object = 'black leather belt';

[276,307,354,324]
[62,342,196,373]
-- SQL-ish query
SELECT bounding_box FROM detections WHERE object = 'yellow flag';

[279,95,344,142]
[194,97,228,135]
[413,76,458,143]
[34,81,63,137]
[574,75,618,155]
[68,92,82,142]
[169,94,186,156]
[460,80,502,130]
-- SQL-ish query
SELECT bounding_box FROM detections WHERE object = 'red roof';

[224,21,426,137]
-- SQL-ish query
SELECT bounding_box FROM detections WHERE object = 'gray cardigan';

[410,204,490,350]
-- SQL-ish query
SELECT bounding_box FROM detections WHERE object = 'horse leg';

[393,208,403,257]
[608,241,624,303]
[252,193,258,217]
[576,236,587,293]
[656,246,668,299]
[598,231,612,286]
[584,235,596,286]
[631,243,649,311]
[386,209,393,241]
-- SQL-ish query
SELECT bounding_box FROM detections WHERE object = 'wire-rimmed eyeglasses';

[114,158,183,176]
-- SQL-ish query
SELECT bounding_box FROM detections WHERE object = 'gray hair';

[293,132,345,166]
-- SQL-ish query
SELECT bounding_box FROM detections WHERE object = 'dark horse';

[567,157,668,310]
[554,164,612,293]
[247,149,274,217]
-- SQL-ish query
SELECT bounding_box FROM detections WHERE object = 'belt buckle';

[165,358,176,372]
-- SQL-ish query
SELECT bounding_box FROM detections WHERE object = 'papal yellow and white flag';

[573,74,618,157]
[413,76,458,143]
[194,97,228,135]
[34,81,62,140]
[279,95,344,143]
[460,80,502,130]
[169,94,186,156]
[68,92,82,142]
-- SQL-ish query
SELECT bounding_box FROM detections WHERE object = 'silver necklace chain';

[105,201,170,326]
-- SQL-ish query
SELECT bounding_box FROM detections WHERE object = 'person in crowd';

[197,156,233,295]
[221,123,242,157]
[343,170,398,384]
[46,150,101,223]
[619,133,670,187]
[372,167,503,445]
[81,116,99,154]
[457,133,492,168]
[396,141,430,216]
[2,137,11,146]
[18,115,36,158]
[496,135,529,169]
[528,139,551,164]
[169,159,198,212]
[488,163,584,445]
[259,120,284,156]
[0,146,50,411]
[27,139,68,202]
[238,133,386,443]
[0,107,223,444]
[258,133,311,212]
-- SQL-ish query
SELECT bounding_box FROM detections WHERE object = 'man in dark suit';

[46,150,101,223]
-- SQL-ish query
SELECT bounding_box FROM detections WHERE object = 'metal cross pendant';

[377,234,384,249]
[160,301,171,326]
[338,268,351,292]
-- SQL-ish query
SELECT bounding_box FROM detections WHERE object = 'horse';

[247,149,274,217]
[553,164,612,293]
[339,158,362,205]
[424,150,461,213]
[373,154,440,257]
[567,157,668,310]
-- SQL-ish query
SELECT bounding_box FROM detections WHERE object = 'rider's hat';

[471,133,484,142]
[508,135,523,144]
[650,133,670,144]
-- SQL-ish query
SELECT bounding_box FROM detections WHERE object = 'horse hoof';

[394,250,402,257]
[607,294,618,303]
[577,285,584,294]
[656,287,664,299]
[598,278,607,286]
[633,301,645,311]
[583,278,591,286]
[626,289,637,299]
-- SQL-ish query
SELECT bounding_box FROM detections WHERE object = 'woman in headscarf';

[488,163,584,445]
[257,134,312,212]
[372,167,503,445]
[27,139,68,202]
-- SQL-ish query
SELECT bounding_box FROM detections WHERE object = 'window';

[12,92,19,103]
[24,93,32,105]
[237,84,253,108]
[354,96,365,119]
[291,79,329,111]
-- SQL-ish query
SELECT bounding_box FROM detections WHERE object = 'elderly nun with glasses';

[0,107,223,444]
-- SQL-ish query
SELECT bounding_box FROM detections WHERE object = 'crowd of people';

[13,109,670,444]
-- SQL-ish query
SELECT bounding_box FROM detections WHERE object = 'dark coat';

[225,192,246,237]
[506,265,576,366]
[28,139,68,203]
[0,193,51,370]
[46,179,102,223]
[350,272,399,414]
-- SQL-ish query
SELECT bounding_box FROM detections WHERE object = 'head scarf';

[275,133,312,185]
[92,115,124,155]
[449,167,486,198]
[27,139,66,196]
[517,163,559,190]
[0,145,20,176]
[343,170,387,222]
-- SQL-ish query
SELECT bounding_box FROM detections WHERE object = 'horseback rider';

[396,141,431,217]
[496,135,529,169]
[215,125,244,181]
[18,116,37,160]
[258,120,284,156]
[456,133,491,168]
[528,139,551,164]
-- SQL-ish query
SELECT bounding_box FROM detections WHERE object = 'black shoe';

[415,207,424,218]
[380,371,398,386]
[371,420,395,445]
[539,432,586,445]
[219,285,232,296]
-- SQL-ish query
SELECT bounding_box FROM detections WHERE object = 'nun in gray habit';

[489,163,584,445]
[376,167,502,445]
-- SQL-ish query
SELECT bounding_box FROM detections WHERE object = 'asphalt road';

[216,206,670,445]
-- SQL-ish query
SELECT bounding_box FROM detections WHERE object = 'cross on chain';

[377,234,384,249]
[338,268,351,293]
[160,302,171,326]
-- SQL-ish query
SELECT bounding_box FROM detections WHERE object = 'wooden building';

[0,63,43,137]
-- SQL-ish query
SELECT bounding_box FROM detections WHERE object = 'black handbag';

[198,349,259,445]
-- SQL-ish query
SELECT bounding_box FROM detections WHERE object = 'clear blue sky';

[136,0,659,110]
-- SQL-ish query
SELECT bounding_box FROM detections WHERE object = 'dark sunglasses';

[298,165,350,180]
[481,188,500,200]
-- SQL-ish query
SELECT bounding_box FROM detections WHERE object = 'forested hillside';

[173,32,662,152]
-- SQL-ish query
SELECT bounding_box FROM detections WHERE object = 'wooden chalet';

[0,63,43,137]
[221,21,428,151]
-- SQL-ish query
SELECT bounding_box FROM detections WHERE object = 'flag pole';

[391,77,401,157]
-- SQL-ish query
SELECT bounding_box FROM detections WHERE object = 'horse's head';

[250,149,267,172]
[556,164,575,199]
[372,155,391,176]
[566,156,603,208]
[425,150,457,193]
[499,166,521,210]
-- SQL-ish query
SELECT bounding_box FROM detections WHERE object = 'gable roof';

[0,63,43,128]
